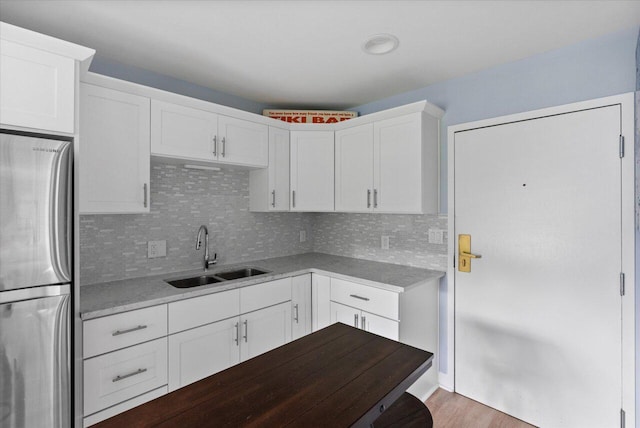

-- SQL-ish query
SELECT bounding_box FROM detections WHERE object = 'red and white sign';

[263,109,358,124]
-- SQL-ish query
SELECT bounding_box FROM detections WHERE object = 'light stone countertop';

[80,252,445,320]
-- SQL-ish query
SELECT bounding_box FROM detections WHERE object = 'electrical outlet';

[428,229,444,244]
[148,240,166,258]
[299,230,307,242]
[381,235,390,250]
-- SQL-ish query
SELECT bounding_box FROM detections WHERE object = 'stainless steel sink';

[215,267,270,281]
[165,267,271,288]
[166,275,224,288]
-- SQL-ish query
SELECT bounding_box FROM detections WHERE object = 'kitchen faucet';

[196,225,217,270]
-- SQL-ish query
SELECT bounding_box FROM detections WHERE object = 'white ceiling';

[1,1,639,109]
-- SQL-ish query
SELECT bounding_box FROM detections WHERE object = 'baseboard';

[438,370,454,392]
[407,381,440,402]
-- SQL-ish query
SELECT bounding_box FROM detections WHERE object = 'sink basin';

[167,275,224,288]
[165,267,271,288]
[215,267,271,281]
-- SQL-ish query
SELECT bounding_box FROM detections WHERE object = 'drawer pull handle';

[112,325,148,336]
[349,294,370,301]
[234,322,240,346]
[294,304,299,323]
[112,368,147,383]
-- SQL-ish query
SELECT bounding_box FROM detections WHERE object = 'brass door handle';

[458,234,481,272]
[460,251,482,259]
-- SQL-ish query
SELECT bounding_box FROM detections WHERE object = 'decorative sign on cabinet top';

[263,109,358,124]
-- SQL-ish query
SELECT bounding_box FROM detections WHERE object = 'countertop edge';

[81,255,445,321]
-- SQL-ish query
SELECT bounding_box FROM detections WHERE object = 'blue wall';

[89,55,268,114]
[351,26,639,213]
[349,26,639,410]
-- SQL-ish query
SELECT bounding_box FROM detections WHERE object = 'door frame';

[445,92,635,425]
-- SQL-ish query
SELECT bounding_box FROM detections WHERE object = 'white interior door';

[454,105,622,427]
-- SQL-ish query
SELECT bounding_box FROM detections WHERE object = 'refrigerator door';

[0,286,70,428]
[0,133,71,291]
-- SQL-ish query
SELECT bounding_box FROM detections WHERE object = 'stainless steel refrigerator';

[0,131,72,428]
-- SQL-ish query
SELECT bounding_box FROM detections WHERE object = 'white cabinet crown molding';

[0,21,95,72]
[81,73,443,133]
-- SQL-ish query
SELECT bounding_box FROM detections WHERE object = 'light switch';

[428,229,444,244]
[148,240,166,258]
[381,235,390,250]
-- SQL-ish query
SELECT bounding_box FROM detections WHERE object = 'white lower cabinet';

[82,305,168,427]
[166,278,293,392]
[83,337,168,418]
[168,301,292,392]
[326,276,440,401]
[311,274,331,331]
[291,274,312,340]
[168,317,240,392]
[330,301,399,341]
[240,302,292,361]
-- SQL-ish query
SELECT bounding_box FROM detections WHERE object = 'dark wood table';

[94,323,434,428]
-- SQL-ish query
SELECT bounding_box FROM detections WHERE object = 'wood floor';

[425,389,536,428]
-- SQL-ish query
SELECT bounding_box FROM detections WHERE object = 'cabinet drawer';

[240,278,292,314]
[330,278,399,320]
[83,305,167,358]
[83,337,167,416]
[168,288,239,334]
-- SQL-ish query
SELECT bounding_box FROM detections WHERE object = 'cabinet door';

[312,274,331,331]
[269,127,290,210]
[373,112,423,213]
[290,131,334,211]
[167,318,240,392]
[291,274,312,340]
[151,100,217,160]
[80,84,150,213]
[249,127,290,212]
[218,115,268,167]
[335,123,374,212]
[240,302,291,362]
[330,301,360,329]
[362,311,399,341]
[0,39,75,133]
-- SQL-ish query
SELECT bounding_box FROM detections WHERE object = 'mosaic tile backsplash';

[79,161,313,284]
[80,161,448,285]
[312,213,448,271]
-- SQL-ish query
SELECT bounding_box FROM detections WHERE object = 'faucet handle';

[207,253,218,267]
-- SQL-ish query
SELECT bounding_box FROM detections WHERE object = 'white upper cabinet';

[150,100,267,167]
[335,110,440,214]
[335,123,374,212]
[290,130,334,212]
[218,115,268,167]
[374,112,437,213]
[249,126,290,211]
[0,23,94,133]
[80,84,150,214]
[151,100,217,161]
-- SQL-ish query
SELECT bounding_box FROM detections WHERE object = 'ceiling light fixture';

[362,34,399,55]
